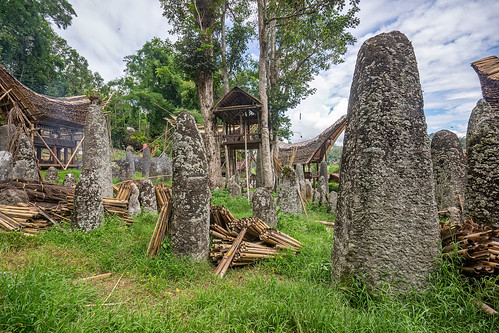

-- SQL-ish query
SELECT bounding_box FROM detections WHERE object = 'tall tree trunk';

[198,71,222,188]
[221,0,229,95]
[257,0,273,189]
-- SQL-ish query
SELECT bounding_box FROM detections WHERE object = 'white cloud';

[55,0,172,81]
[55,0,499,143]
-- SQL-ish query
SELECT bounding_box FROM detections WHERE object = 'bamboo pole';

[64,136,85,170]
[244,121,250,201]
[34,131,65,169]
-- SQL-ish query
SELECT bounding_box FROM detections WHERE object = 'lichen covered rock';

[169,110,211,261]
[45,167,59,183]
[331,31,440,292]
[277,168,302,215]
[252,187,277,227]
[464,99,499,227]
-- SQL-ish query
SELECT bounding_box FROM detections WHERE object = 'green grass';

[40,168,81,185]
[1,190,498,332]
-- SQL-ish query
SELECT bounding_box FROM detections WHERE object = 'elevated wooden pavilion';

[278,115,346,180]
[213,87,263,179]
[0,65,90,168]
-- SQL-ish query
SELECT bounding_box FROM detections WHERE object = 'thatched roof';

[278,115,346,165]
[0,64,90,128]
[213,87,262,125]
[471,56,499,110]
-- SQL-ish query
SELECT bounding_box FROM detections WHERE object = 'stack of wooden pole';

[155,183,172,211]
[146,199,172,257]
[0,179,74,203]
[210,205,302,276]
[441,218,499,277]
[0,204,53,235]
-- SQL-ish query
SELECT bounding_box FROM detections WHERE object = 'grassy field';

[1,189,498,332]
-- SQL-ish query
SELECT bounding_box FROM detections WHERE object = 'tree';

[104,38,199,148]
[256,0,359,188]
[0,0,101,96]
[160,0,223,188]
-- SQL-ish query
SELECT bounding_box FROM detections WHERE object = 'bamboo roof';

[0,64,90,128]
[471,56,499,109]
[213,87,263,125]
[278,115,346,166]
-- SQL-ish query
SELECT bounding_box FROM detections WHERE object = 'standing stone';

[45,166,59,183]
[169,110,211,261]
[128,182,141,215]
[12,134,39,182]
[318,175,329,205]
[0,188,29,206]
[327,191,338,215]
[305,180,312,201]
[71,171,103,231]
[431,130,465,212]
[81,98,113,198]
[331,31,440,292]
[63,173,76,187]
[142,146,151,177]
[158,152,172,181]
[126,146,136,177]
[320,160,328,182]
[0,151,13,181]
[118,159,132,181]
[277,168,302,215]
[295,164,306,198]
[139,179,157,214]
[464,99,499,227]
[0,124,15,151]
[227,175,242,197]
[252,187,278,227]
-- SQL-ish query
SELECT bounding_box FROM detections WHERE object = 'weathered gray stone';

[464,99,499,227]
[277,168,302,215]
[227,175,242,197]
[158,152,172,181]
[0,188,29,206]
[320,160,328,182]
[431,130,465,212]
[252,187,277,227]
[12,134,39,182]
[118,159,132,181]
[327,191,338,215]
[142,146,151,177]
[81,99,112,198]
[139,179,157,214]
[45,166,59,183]
[305,180,312,201]
[318,175,329,205]
[295,164,306,198]
[0,124,15,151]
[331,31,440,292]
[169,110,211,261]
[0,151,13,181]
[63,173,76,187]
[128,182,141,215]
[312,188,319,202]
[447,206,461,225]
[126,146,136,176]
[71,171,103,231]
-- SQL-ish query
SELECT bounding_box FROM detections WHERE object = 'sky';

[55,0,499,143]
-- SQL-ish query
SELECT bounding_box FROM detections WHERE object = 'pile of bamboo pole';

[441,218,499,277]
[210,205,302,276]
[64,195,134,224]
[0,204,58,235]
[147,199,172,257]
[0,179,74,203]
[155,183,172,211]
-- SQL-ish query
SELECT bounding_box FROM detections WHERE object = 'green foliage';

[0,0,102,96]
[104,38,198,147]
[1,191,498,331]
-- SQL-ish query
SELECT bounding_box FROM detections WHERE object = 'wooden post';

[63,147,68,164]
[244,119,250,201]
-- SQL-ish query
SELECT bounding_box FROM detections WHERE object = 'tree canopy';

[0,0,102,96]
